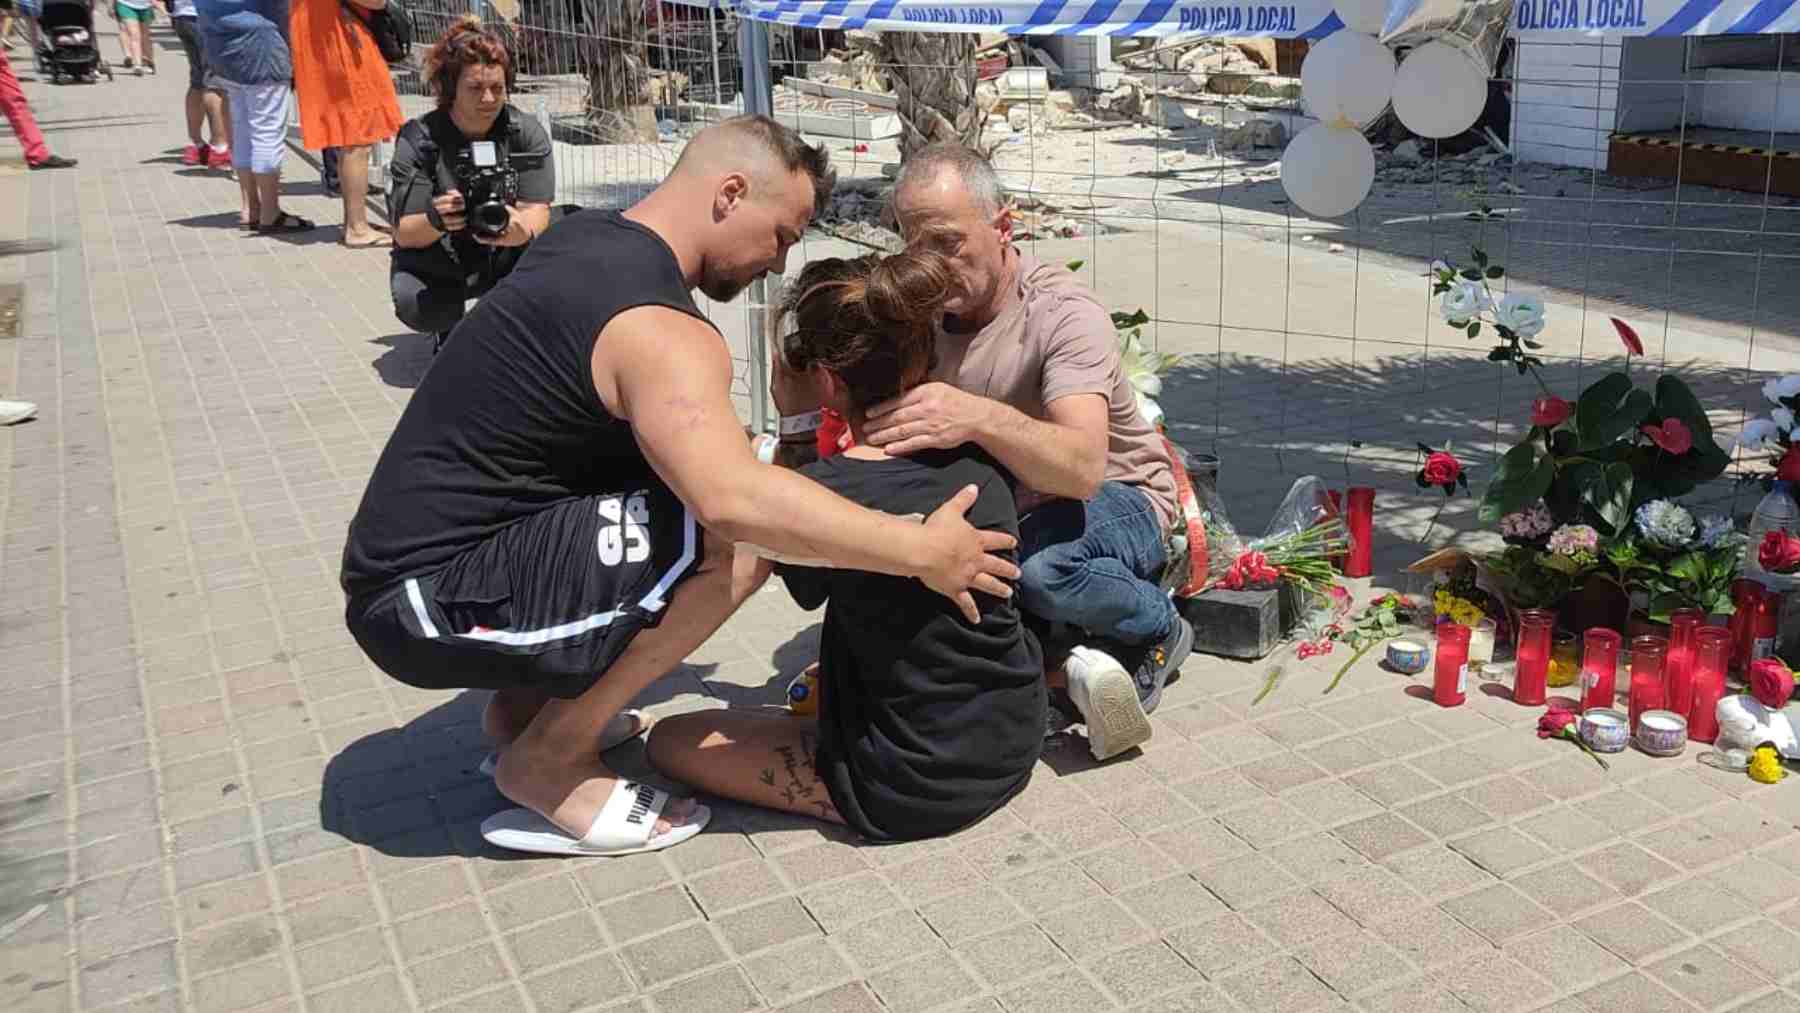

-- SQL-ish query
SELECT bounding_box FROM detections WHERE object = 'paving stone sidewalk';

[9,28,1800,1013]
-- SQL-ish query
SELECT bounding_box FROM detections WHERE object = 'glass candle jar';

[1730,579,1765,671]
[1665,609,1704,718]
[1466,617,1498,667]
[1434,622,1471,707]
[1628,635,1669,733]
[1691,626,1731,744]
[1581,628,1623,711]
[1514,609,1555,707]
[1547,630,1580,688]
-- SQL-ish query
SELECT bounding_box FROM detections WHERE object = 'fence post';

[739,14,776,434]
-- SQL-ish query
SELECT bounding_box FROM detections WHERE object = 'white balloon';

[1392,41,1488,139]
[1334,0,1388,36]
[1280,124,1376,218]
[1300,30,1395,130]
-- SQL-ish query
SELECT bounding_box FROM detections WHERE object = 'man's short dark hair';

[723,114,837,220]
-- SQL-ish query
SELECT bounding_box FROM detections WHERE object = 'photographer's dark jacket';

[387,104,554,267]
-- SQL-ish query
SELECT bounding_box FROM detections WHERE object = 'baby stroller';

[35,0,113,84]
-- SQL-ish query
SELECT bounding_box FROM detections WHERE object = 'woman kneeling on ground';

[645,249,1131,841]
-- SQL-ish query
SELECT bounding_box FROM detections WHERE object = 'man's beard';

[699,270,750,303]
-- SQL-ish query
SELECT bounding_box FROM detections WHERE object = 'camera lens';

[471,201,510,238]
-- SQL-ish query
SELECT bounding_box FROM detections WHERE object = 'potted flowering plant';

[1483,511,1607,612]
[1605,499,1741,622]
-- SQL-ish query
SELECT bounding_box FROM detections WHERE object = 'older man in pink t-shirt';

[859,144,1192,739]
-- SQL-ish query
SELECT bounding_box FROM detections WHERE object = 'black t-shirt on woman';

[778,447,1046,842]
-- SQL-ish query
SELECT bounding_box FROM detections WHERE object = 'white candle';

[1467,618,1497,666]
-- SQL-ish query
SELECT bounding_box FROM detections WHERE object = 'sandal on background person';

[253,212,314,233]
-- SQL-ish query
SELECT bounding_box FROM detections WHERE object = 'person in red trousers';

[0,45,76,170]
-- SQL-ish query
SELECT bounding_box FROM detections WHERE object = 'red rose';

[1612,317,1644,357]
[1759,531,1800,575]
[1421,451,1462,489]
[1780,445,1800,483]
[1749,659,1796,709]
[1640,418,1693,456]
[1531,396,1571,428]
[1537,707,1578,739]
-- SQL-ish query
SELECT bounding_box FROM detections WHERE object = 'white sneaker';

[0,400,36,426]
[1064,646,1153,762]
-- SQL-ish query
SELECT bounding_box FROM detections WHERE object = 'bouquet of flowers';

[1737,374,1800,485]
[1209,477,1350,598]
[1256,592,1425,704]
[1483,514,1606,610]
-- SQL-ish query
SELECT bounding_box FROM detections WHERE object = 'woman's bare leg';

[646,709,843,824]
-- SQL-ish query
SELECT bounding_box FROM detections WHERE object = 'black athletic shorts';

[345,483,704,699]
[171,16,216,92]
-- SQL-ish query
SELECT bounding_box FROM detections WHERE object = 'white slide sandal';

[478,708,649,778]
[480,780,710,857]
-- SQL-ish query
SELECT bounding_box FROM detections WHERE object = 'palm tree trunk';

[877,31,985,162]
[584,0,656,142]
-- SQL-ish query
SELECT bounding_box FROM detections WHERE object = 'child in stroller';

[35,0,113,83]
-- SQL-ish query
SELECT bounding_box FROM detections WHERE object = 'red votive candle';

[1731,579,1765,670]
[1690,626,1731,744]
[1433,622,1471,707]
[1753,594,1780,663]
[1665,608,1703,718]
[1581,627,1622,711]
[1343,486,1374,578]
[1628,635,1668,733]
[1513,608,1555,706]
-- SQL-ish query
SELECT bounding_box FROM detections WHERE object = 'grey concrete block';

[741,937,853,1005]
[408,943,510,1008]
[1216,956,1338,1013]
[687,859,789,916]
[716,896,821,957]
[1646,944,1770,1007]
[287,884,379,947]
[1089,939,1206,1006]
[598,883,701,945]
[997,862,1106,918]
[996,965,1115,1013]
[1447,825,1554,879]
[294,928,391,990]
[502,911,607,978]
[649,965,763,1013]
[1183,587,1297,660]
[830,909,946,974]
[396,900,491,961]
[189,956,294,1013]
[1441,884,1552,946]
[308,972,411,1013]
[79,941,180,1008]
[800,871,901,933]
[622,922,729,988]
[1511,861,1619,918]
[1505,924,1629,992]
[181,913,284,977]
[960,923,1068,988]
[775,982,884,1013]
[919,885,1026,945]
[1333,811,1431,862]
[866,952,980,1013]
[1165,912,1269,979]
[1293,929,1412,995]
[522,952,633,1013]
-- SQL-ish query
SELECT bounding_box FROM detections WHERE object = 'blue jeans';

[1017,481,1176,647]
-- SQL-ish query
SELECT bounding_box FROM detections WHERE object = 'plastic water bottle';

[1746,480,1800,583]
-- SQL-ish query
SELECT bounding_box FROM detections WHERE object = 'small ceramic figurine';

[787,667,819,716]
[1715,695,1799,757]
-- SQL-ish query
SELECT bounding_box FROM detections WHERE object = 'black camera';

[450,140,518,240]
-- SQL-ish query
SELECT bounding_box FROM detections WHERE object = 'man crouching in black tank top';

[339,115,1023,858]
[642,251,1140,842]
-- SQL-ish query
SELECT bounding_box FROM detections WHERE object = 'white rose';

[1440,280,1489,325]
[1776,408,1796,432]
[1494,293,1546,339]
[1740,418,1781,449]
[1765,375,1800,404]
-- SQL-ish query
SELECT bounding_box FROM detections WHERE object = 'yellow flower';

[1750,745,1786,784]
[1434,590,1453,615]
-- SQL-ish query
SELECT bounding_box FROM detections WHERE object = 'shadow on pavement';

[321,664,715,862]
[371,332,434,389]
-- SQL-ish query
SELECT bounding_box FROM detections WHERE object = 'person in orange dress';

[288,0,401,247]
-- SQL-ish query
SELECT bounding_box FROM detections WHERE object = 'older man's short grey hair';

[893,143,1007,217]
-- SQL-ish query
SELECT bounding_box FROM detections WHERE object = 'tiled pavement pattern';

[10,31,1800,1013]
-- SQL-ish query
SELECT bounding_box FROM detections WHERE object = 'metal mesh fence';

[381,10,1800,544]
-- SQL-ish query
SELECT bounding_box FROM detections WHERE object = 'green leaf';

[1575,372,1653,452]
[1579,460,1635,535]
[1487,346,1511,362]
[1252,664,1284,706]
[1111,308,1150,330]
[1065,259,1085,273]
[1522,338,1544,350]
[1666,552,1704,583]
[1485,265,1505,279]
[1467,321,1482,338]
[1461,268,1483,281]
[1473,248,1489,267]
[1479,442,1553,523]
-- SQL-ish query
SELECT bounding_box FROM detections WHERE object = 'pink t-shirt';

[930,252,1177,534]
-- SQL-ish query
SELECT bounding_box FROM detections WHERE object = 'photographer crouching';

[389,16,560,349]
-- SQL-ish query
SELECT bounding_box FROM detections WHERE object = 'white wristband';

[753,435,778,465]
[778,411,823,436]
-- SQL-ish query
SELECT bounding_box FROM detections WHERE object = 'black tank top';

[340,211,716,598]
